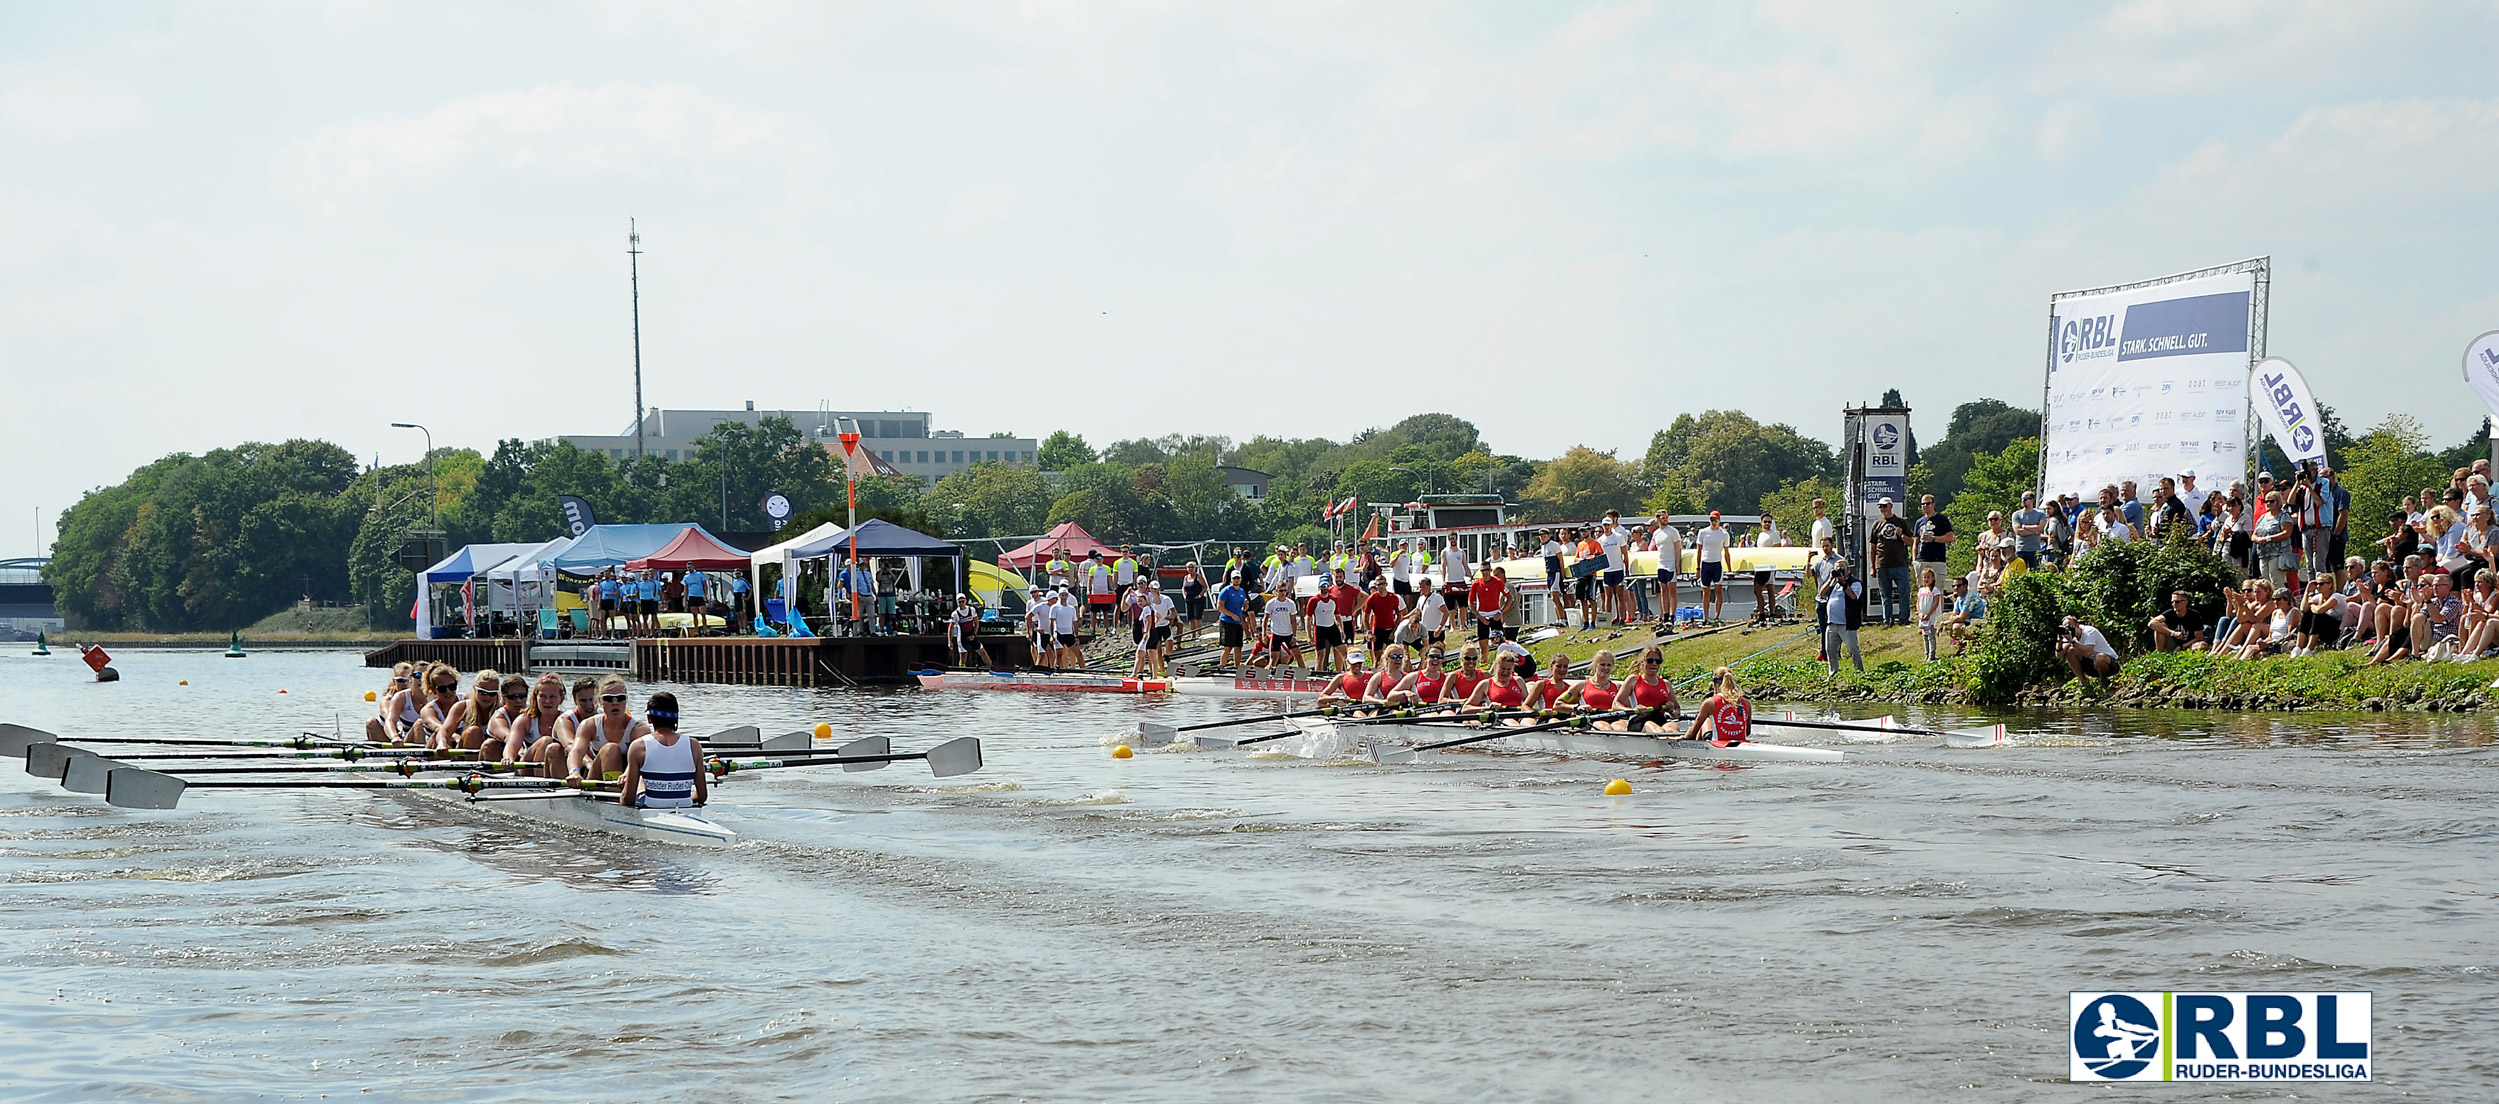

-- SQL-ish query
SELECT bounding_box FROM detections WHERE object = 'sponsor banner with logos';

[2043,271,2254,501]
[2070,990,2371,1083]
[2252,357,2327,464]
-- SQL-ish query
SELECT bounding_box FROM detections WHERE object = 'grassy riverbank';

[1521,620,2499,713]
[51,605,398,649]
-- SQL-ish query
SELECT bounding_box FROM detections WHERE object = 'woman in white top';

[568,675,651,782]
[1915,568,1943,661]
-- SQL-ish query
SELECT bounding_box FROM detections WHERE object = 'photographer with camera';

[2056,614,2121,680]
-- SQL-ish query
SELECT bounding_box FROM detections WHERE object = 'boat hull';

[1491,727,1843,763]
[916,671,1323,699]
[423,789,737,847]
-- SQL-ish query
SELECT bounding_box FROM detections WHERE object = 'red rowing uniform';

[1482,676,1525,709]
[1578,679,1617,710]
[1412,672,1445,703]
[1700,694,1750,745]
[1535,678,1568,709]
[1335,671,1368,700]
[1447,669,1488,702]
[1628,674,1675,710]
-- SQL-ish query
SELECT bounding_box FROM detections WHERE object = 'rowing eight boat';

[915,669,1328,699]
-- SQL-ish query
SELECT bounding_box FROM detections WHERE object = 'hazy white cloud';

[0,74,149,141]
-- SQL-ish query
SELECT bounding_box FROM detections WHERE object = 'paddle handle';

[1412,709,1639,752]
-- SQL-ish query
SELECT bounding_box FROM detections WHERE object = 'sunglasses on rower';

[601,693,629,703]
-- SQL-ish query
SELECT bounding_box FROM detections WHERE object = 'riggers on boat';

[1,722,982,850]
[915,669,1330,699]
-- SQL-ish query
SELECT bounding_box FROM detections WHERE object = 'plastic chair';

[568,608,591,637]
[537,608,561,640]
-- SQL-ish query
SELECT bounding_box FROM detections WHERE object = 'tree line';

[49,397,2482,632]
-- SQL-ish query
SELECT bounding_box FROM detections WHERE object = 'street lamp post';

[390,423,436,532]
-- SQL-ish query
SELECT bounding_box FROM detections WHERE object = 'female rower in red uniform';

[1561,649,1619,717]
[1462,649,1528,711]
[1618,645,1682,734]
[1688,666,1752,746]
[1395,649,1447,706]
[1523,653,1573,720]
[1363,646,1410,705]
[1317,652,1372,707]
[1444,644,1490,704]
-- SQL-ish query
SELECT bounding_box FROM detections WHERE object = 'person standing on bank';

[1871,498,1912,627]
[1819,559,1866,673]
[1696,511,1730,624]
[1912,494,1955,601]
[2011,490,2049,571]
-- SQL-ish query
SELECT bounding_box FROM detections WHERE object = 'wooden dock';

[364,634,1032,687]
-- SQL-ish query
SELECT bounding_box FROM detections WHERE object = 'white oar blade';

[761,730,814,753]
[1191,731,1252,749]
[925,737,983,779]
[62,754,127,794]
[710,725,761,745]
[1135,721,1178,745]
[0,723,58,757]
[836,735,891,772]
[1943,724,2008,749]
[105,767,187,810]
[26,741,91,780]
[1369,742,1419,766]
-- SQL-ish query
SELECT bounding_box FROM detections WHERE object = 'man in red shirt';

[1469,565,1506,641]
[1362,576,1402,657]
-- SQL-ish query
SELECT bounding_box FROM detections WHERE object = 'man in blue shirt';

[2119,480,2146,531]
[684,570,708,632]
[1942,577,1987,655]
[1216,572,1249,671]
[729,573,751,634]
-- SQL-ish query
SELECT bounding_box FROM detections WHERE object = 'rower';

[457,670,503,752]
[1688,666,1752,747]
[365,663,414,743]
[1394,649,1448,706]
[479,673,534,765]
[1444,645,1489,704]
[1621,645,1682,733]
[1529,653,1574,715]
[618,692,708,810]
[1317,651,1370,706]
[416,663,467,754]
[491,673,570,775]
[1562,650,1620,714]
[1463,650,1528,713]
[1363,646,1411,706]
[571,674,652,781]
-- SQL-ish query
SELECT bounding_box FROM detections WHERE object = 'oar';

[709,735,897,773]
[103,769,569,811]
[1758,714,2008,747]
[709,736,983,780]
[10,728,355,752]
[1196,706,1540,751]
[1134,703,1368,747]
[1368,710,1640,765]
[53,751,531,792]
[702,729,820,754]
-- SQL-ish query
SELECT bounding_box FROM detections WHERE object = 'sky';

[7,1,2499,558]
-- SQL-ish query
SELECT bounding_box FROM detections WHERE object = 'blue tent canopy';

[786,518,961,559]
[543,524,705,572]
[420,542,546,584]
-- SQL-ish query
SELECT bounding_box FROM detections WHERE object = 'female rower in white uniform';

[489,673,569,775]
[619,692,709,811]
[478,673,534,766]
[366,663,416,744]
[416,663,469,754]
[569,675,651,782]
[456,669,503,753]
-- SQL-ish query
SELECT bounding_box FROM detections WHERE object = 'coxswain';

[1462,649,1528,712]
[619,692,708,810]
[569,675,651,781]
[1688,666,1752,747]
[1562,649,1620,714]
[1444,644,1490,704]
[1618,646,1682,733]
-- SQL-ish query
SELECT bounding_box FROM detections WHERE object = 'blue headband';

[645,708,679,722]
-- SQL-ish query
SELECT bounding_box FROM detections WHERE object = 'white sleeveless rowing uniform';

[584,710,640,754]
[513,709,558,749]
[632,733,699,809]
[394,693,420,728]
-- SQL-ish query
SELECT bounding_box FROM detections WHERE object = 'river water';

[2,648,2493,1101]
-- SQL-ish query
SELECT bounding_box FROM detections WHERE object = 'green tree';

[2340,414,2448,553]
[1642,410,1836,517]
[1038,431,1096,471]
[660,417,841,532]
[923,461,1055,540]
[1521,446,1643,521]
[1907,399,2039,509]
[1757,477,1840,547]
[1945,437,2041,576]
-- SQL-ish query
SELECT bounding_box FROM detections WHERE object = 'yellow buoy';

[1111,744,1134,759]
[1604,779,1633,795]
[813,722,832,738]
[179,680,189,686]
[364,691,377,701]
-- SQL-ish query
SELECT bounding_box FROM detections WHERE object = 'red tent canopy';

[626,528,751,571]
[995,522,1126,569]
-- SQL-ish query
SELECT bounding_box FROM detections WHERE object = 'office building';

[561,404,1039,483]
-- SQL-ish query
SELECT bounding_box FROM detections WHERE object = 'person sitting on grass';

[2057,616,2120,680]
[2232,586,2293,660]
[1941,577,1986,655]
[2146,590,2211,652]
[2412,569,2464,662]
[2290,580,2344,657]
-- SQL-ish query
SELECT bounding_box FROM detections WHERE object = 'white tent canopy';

[748,522,844,608]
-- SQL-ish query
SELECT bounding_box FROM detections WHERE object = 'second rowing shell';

[1249,718,1844,764]
[917,670,1325,699]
